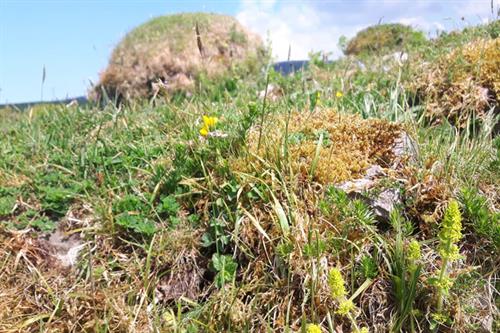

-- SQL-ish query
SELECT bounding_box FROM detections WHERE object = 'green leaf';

[116,213,156,236]
[273,197,290,236]
[38,186,74,216]
[30,217,56,232]
[158,195,180,216]
[211,253,237,288]
[114,195,147,214]
[0,195,16,216]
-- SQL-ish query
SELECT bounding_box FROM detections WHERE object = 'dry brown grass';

[90,13,264,102]
[402,161,452,234]
[0,209,207,332]
[413,38,500,126]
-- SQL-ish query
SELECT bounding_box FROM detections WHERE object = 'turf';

[0,20,499,333]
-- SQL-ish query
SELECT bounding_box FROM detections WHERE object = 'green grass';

[117,13,220,53]
[0,20,499,333]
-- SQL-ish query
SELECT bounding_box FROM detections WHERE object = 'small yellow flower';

[315,91,322,105]
[328,268,346,298]
[199,126,209,136]
[407,239,421,262]
[439,243,462,261]
[438,199,463,261]
[336,91,343,98]
[162,310,176,327]
[202,115,218,128]
[336,300,355,316]
[306,323,322,333]
[439,200,462,244]
[356,328,369,333]
[199,115,218,137]
[431,312,448,323]
[435,276,454,293]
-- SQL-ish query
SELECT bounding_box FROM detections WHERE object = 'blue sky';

[0,0,498,104]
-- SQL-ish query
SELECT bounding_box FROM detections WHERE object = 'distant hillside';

[0,96,88,110]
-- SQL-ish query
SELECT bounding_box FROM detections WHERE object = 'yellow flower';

[336,300,355,316]
[328,268,346,298]
[439,243,462,261]
[407,239,421,262]
[203,115,218,128]
[435,276,454,293]
[336,91,343,98]
[315,91,322,105]
[199,115,218,137]
[431,312,448,323]
[162,310,176,327]
[199,126,209,136]
[306,323,322,333]
[438,199,463,261]
[439,200,462,244]
[356,328,369,333]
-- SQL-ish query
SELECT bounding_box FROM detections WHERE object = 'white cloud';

[454,0,499,17]
[236,1,351,61]
[397,17,445,34]
[236,0,500,61]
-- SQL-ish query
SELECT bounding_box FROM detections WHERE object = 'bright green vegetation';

[0,21,498,332]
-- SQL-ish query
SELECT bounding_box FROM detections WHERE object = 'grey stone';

[334,132,415,222]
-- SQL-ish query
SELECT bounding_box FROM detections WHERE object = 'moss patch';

[232,108,402,184]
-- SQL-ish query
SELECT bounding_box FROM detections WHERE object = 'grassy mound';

[413,37,500,126]
[91,12,264,102]
[345,23,426,56]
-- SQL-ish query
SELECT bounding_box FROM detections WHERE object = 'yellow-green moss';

[231,108,401,185]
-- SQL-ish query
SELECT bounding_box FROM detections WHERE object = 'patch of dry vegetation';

[232,108,402,185]
[413,38,500,126]
[1,17,499,333]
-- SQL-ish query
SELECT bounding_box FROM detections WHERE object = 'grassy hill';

[91,13,265,103]
[0,20,498,332]
[344,23,427,56]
